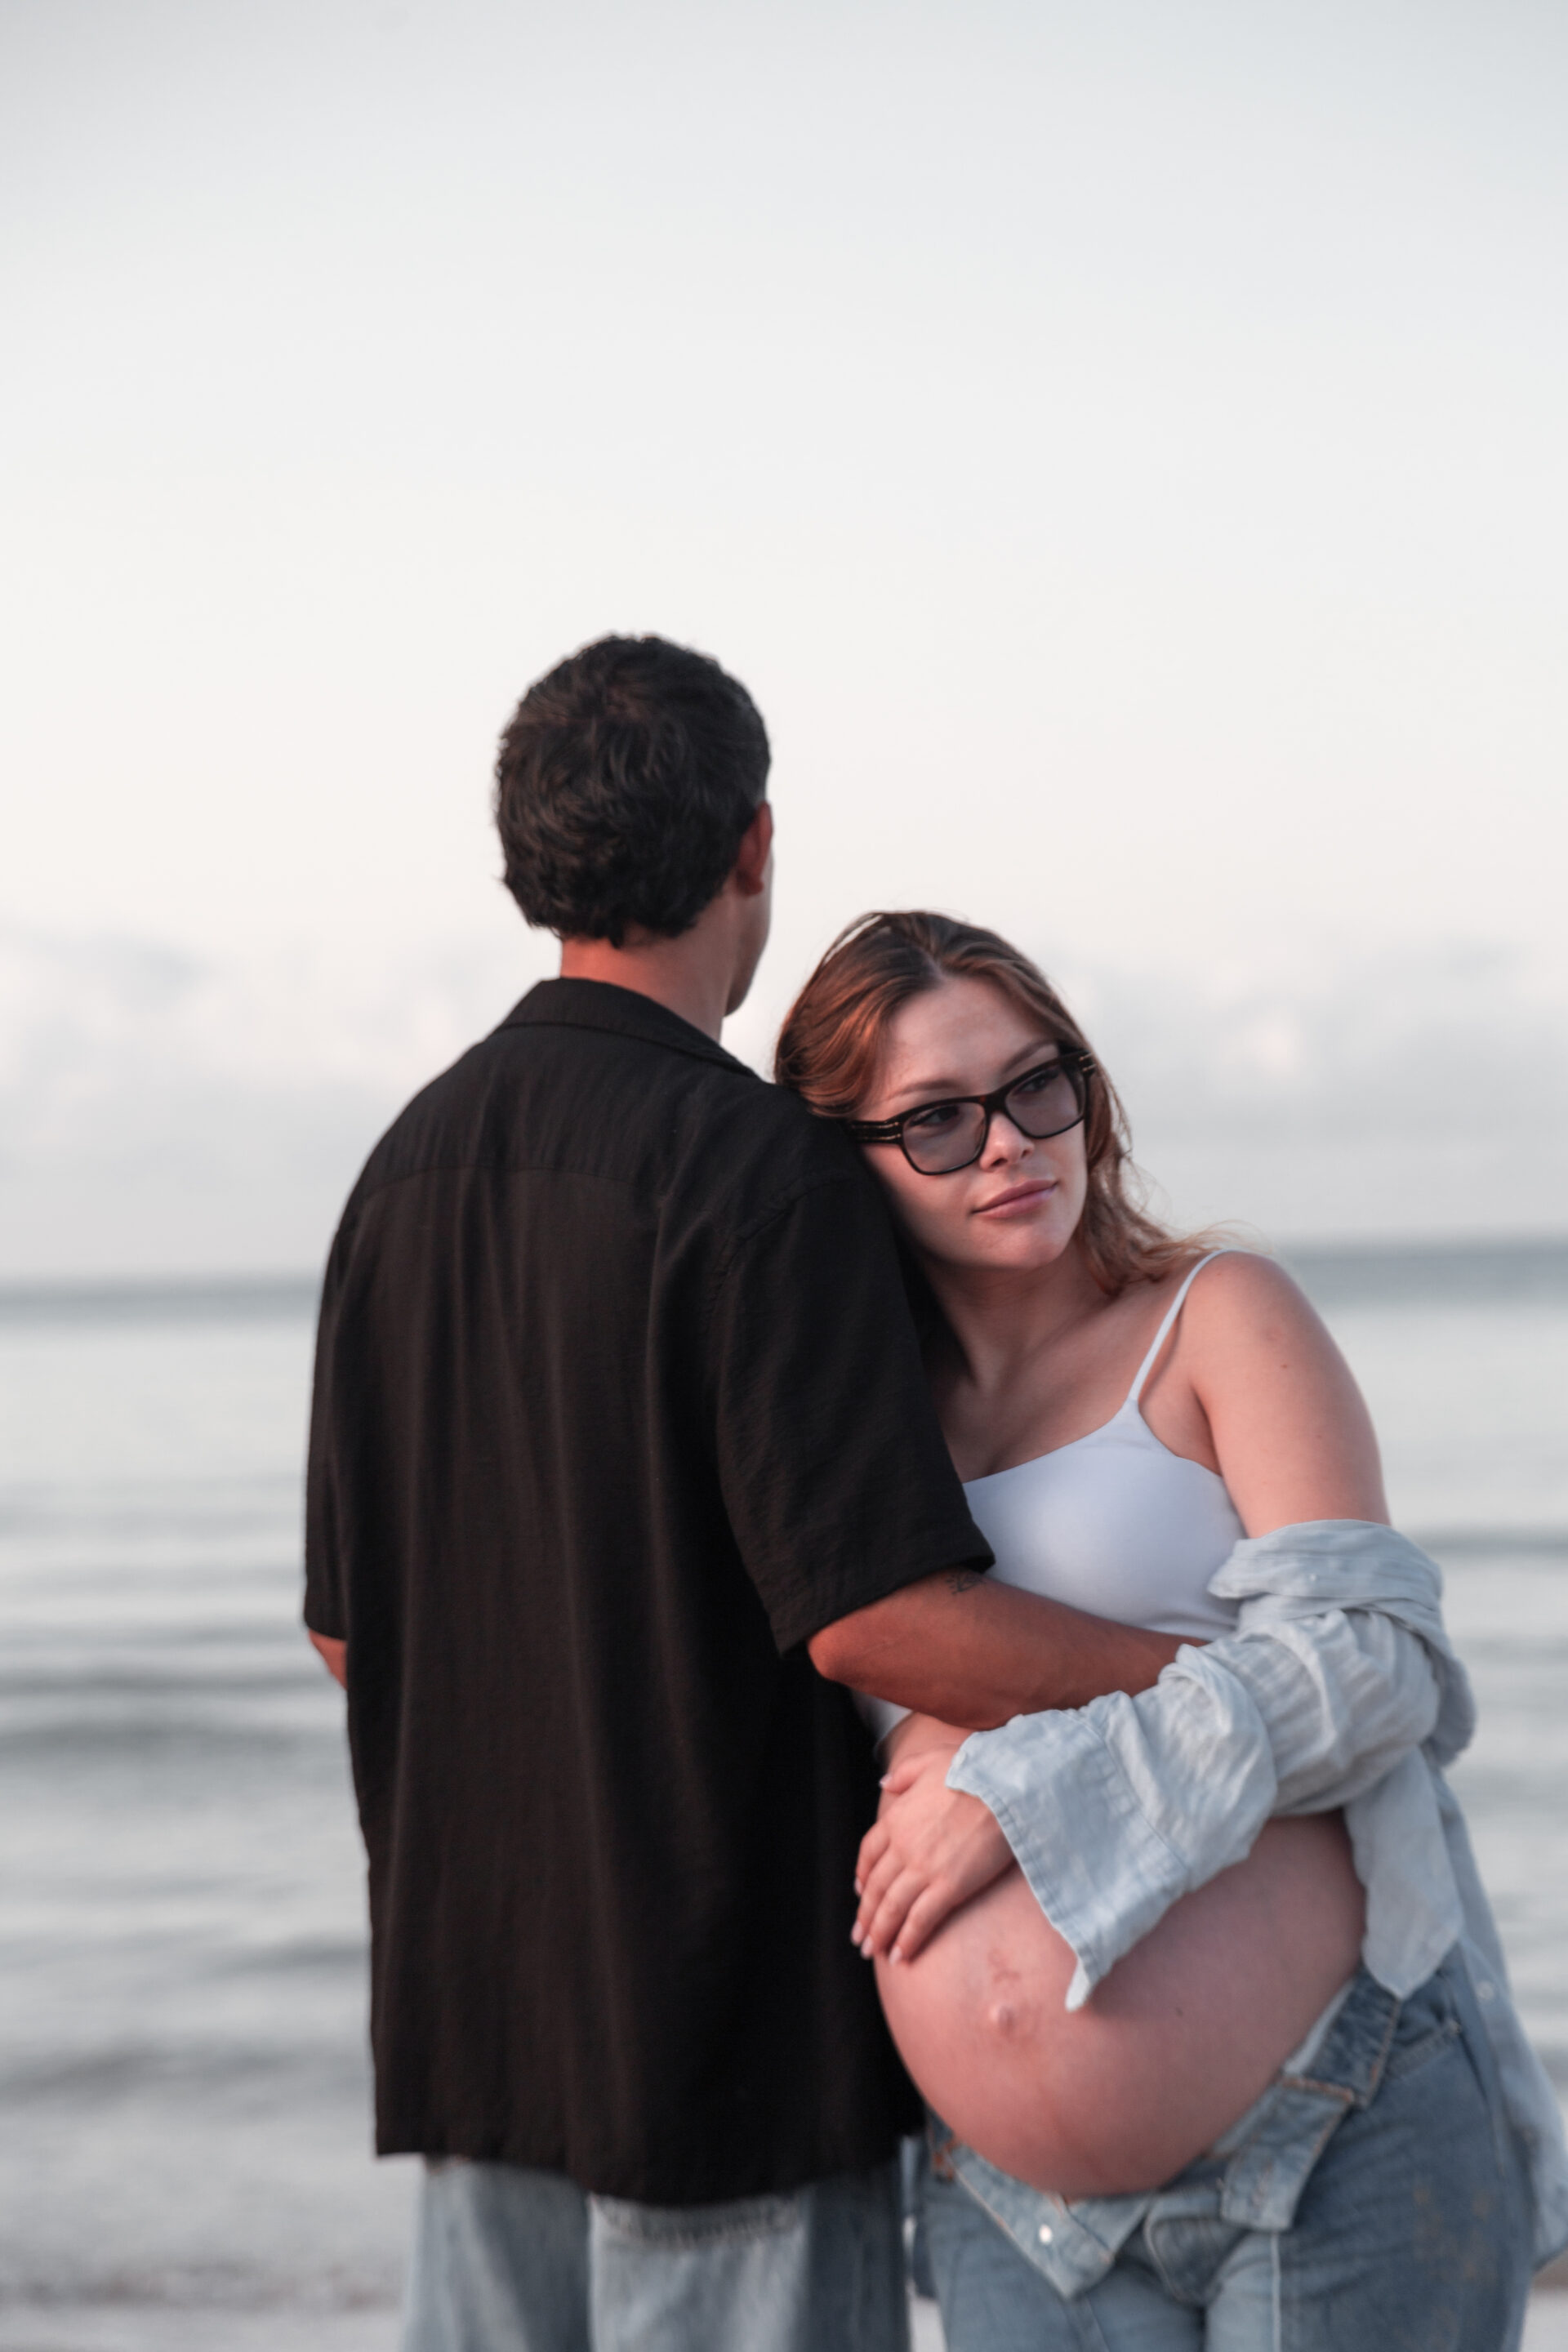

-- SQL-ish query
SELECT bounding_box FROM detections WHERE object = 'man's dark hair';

[494,635,771,944]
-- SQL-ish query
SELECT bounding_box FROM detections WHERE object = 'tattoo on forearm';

[944,1568,983,1595]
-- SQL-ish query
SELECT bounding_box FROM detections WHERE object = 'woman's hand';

[853,1744,1017,1962]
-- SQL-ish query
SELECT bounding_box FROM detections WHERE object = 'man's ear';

[731,801,773,898]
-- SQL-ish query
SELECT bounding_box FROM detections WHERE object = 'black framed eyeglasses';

[844,1049,1096,1175]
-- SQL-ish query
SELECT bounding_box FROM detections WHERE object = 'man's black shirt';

[305,979,990,2202]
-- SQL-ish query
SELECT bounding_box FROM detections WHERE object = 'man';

[305,635,1179,2350]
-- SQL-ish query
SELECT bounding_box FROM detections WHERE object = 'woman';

[775,911,1559,2351]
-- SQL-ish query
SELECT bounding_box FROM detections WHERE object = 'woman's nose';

[980,1112,1032,1167]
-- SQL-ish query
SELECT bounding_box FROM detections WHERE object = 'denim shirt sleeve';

[945,1521,1466,2009]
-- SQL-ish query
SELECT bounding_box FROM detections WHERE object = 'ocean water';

[1,1244,1565,2344]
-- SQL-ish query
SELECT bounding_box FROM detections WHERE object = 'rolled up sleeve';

[1241,1610,1442,1813]
[947,1525,1455,2007]
[949,1648,1281,2007]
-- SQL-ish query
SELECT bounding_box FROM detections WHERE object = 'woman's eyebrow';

[880,1074,967,1109]
[1001,1037,1061,1077]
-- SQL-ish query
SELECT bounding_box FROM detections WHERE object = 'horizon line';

[2,1231,1566,1322]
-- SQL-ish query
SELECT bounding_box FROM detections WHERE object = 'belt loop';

[1218,1970,1401,2231]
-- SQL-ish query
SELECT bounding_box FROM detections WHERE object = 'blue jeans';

[402,2154,909,2352]
[921,1954,1534,2350]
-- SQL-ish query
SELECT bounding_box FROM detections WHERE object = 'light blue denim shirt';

[946,1519,1568,2266]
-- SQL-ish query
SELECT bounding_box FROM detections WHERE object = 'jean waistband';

[1216,1961,1401,2230]
[932,1960,1412,2299]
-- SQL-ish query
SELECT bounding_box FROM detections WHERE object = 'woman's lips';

[974,1179,1056,1218]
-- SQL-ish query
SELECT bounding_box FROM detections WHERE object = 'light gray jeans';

[920,1956,1534,2351]
[402,2154,909,2352]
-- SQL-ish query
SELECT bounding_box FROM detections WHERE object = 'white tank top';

[858,1252,1245,1744]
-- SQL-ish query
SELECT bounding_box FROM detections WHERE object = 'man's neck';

[558,934,733,1042]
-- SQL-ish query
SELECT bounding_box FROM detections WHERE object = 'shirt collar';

[498,978,751,1074]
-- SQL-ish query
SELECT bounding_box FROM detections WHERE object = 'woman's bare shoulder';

[1174,1248,1354,1403]
[1132,1250,1328,1446]
[1178,1250,1387,1525]
[1183,1248,1326,1339]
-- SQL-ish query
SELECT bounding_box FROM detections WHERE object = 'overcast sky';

[4,0,1566,1272]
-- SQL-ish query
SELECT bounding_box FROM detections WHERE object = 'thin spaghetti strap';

[1124,1250,1235,1408]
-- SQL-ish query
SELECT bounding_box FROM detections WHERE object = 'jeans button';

[1038,2224,1054,2243]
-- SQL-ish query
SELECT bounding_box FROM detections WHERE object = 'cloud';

[0,924,536,1277]
[1060,933,1568,1241]
[1,922,1563,1278]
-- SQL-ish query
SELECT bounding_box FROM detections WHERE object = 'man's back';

[306,979,981,2200]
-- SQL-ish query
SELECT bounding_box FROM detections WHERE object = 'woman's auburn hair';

[774,910,1205,1298]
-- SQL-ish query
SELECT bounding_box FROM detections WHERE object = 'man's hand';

[852,1744,1015,1963]
[310,1630,348,1689]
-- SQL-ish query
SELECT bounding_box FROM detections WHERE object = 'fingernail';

[878,1775,890,1787]
[890,1946,903,1964]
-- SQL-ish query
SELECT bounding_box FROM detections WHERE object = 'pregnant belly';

[875,1811,1365,2200]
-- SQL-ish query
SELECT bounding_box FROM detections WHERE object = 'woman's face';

[853,976,1089,1276]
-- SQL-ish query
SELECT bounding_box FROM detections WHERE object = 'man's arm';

[310,1630,348,1689]
[814,1257,1387,1728]
[807,1568,1183,1727]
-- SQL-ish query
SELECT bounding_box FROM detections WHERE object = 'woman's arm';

[853,1258,1422,1964]
[857,1524,1452,1969]
[1169,1253,1388,1535]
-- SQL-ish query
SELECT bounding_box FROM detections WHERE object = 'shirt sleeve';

[707,1167,991,1654]
[947,1548,1446,2007]
[302,1217,354,1642]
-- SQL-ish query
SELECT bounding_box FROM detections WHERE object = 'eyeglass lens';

[902,1062,1085,1174]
